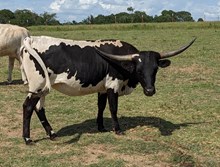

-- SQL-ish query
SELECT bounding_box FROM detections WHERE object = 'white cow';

[0,24,30,83]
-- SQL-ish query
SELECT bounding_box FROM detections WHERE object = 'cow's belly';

[50,72,106,96]
[52,82,106,96]
[50,72,134,96]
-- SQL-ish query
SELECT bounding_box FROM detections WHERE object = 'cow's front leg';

[35,108,57,140]
[97,93,107,132]
[23,95,40,145]
[107,89,122,134]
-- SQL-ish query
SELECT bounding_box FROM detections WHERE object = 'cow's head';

[95,38,196,96]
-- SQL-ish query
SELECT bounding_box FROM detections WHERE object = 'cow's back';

[0,24,29,56]
[30,36,138,54]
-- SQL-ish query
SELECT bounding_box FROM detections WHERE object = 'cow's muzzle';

[144,87,156,96]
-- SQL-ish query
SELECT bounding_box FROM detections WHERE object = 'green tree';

[127,7,135,23]
[176,11,194,22]
[133,11,153,23]
[161,10,176,22]
[94,14,106,24]
[40,12,60,25]
[12,9,39,26]
[81,9,194,24]
[127,7,134,13]
[0,9,15,23]
[154,10,194,22]
[154,15,171,22]
[115,12,131,23]
[197,18,204,22]
[81,15,94,24]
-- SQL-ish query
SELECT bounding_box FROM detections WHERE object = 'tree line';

[81,9,195,24]
[0,8,199,26]
[0,9,60,26]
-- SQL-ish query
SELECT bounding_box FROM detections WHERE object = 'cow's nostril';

[144,88,155,96]
[146,88,154,92]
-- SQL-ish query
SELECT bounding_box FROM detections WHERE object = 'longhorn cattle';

[21,36,196,144]
[0,24,30,83]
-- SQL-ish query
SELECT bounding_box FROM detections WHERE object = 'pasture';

[0,22,219,166]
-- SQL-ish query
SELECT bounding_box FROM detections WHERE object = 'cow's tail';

[23,37,51,95]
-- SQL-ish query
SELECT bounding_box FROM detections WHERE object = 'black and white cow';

[21,36,196,144]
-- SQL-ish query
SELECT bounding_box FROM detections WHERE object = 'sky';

[1,0,220,22]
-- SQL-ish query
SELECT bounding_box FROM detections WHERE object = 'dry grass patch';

[166,63,213,79]
[81,143,171,167]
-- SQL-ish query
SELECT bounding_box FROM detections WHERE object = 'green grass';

[0,22,220,166]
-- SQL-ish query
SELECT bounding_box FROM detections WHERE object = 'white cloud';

[187,2,220,20]
[98,1,127,13]
[79,0,98,5]
[1,0,220,22]
[50,0,66,12]
[47,0,220,22]
[50,0,98,12]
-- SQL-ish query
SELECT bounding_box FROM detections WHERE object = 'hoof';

[7,80,12,84]
[115,130,125,135]
[24,138,35,145]
[23,80,28,85]
[50,133,58,140]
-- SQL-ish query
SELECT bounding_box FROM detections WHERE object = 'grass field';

[0,22,220,166]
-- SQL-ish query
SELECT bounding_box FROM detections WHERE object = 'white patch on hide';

[50,72,134,96]
[51,71,106,96]
[30,36,124,53]
[22,50,46,93]
[105,74,134,96]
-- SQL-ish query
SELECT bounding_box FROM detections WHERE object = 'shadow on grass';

[55,116,204,144]
[0,79,23,85]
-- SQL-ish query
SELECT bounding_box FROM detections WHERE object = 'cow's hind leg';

[20,64,28,84]
[35,109,57,140]
[35,97,57,140]
[7,57,15,83]
[23,95,40,145]
[97,93,107,132]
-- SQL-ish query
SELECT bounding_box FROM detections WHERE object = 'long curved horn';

[95,47,139,61]
[160,37,196,59]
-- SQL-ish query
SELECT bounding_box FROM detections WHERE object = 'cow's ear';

[121,62,135,73]
[158,59,171,68]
